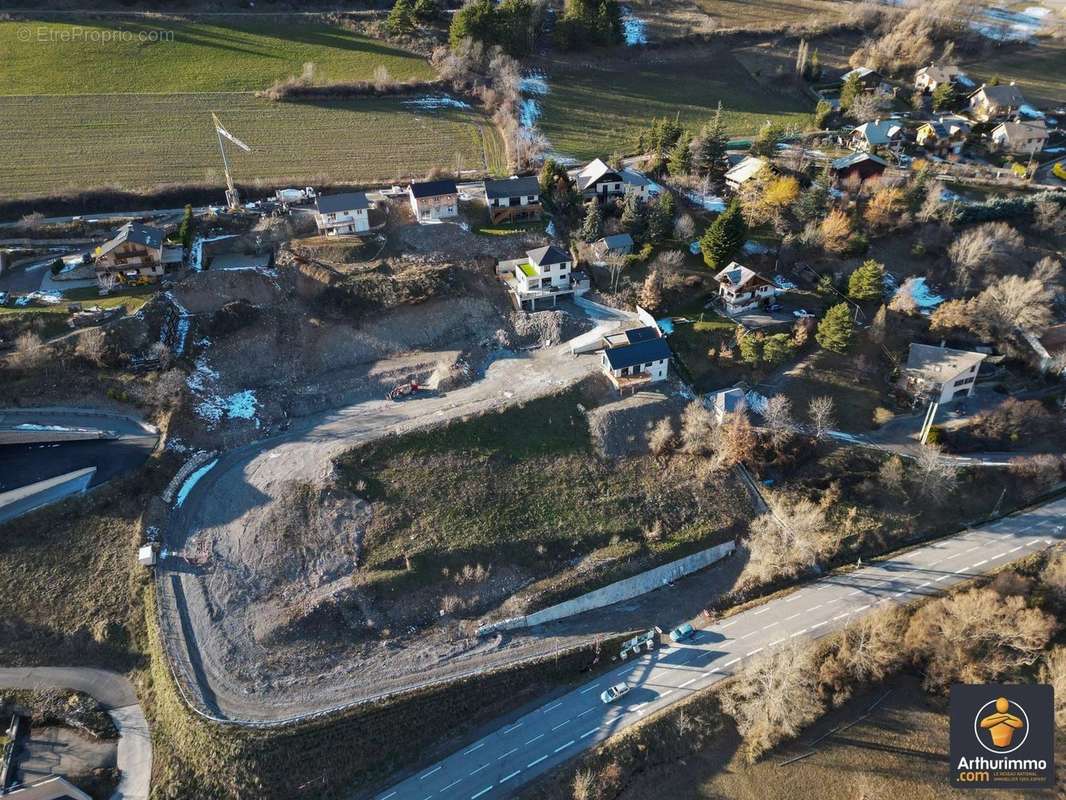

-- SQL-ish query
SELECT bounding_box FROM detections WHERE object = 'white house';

[314,191,370,236]
[572,159,652,201]
[483,176,541,223]
[724,156,767,192]
[990,119,1048,155]
[496,244,588,311]
[849,119,904,152]
[968,83,1027,121]
[915,63,966,94]
[714,262,779,314]
[408,179,459,221]
[600,326,671,392]
[902,343,987,403]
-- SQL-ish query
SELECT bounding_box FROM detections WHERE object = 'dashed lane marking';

[500,747,520,759]
[1008,546,1024,554]
[380,792,397,800]
[769,638,785,646]
[503,723,523,734]
[441,779,462,792]
[724,658,740,667]
[579,683,600,694]
[720,620,739,629]
[784,593,804,603]
[471,786,492,799]
[581,727,599,739]
[464,743,485,755]
[470,764,490,776]
[661,689,674,698]
[543,702,563,713]
[527,756,547,768]
[752,607,770,616]
[832,613,848,621]
[789,628,809,638]
[551,720,570,731]
[680,677,699,688]
[420,766,443,780]
[577,708,595,718]
[554,740,575,753]
[810,621,827,630]
[746,648,764,657]
[500,771,521,784]
[784,613,801,621]
[973,560,989,568]
[855,605,870,612]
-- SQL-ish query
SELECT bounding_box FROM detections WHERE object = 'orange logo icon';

[979,697,1025,749]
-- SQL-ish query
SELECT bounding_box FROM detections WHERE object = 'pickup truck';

[600,682,630,704]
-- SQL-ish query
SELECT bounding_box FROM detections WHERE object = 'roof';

[842,66,880,81]
[707,387,747,416]
[919,121,949,139]
[484,175,540,199]
[316,191,368,213]
[620,168,649,188]
[621,325,660,344]
[409,178,458,198]
[973,83,1026,108]
[603,336,672,371]
[905,343,987,381]
[574,158,622,191]
[724,156,766,185]
[831,152,889,171]
[97,222,164,258]
[592,233,634,255]
[714,262,776,291]
[527,244,570,266]
[992,118,1048,142]
[916,63,962,84]
[853,119,903,145]
[518,262,537,278]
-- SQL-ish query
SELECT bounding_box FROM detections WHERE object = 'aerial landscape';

[0,0,1065,799]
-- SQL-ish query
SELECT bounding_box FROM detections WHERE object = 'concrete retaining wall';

[478,540,735,636]
[0,467,96,525]
[161,451,218,505]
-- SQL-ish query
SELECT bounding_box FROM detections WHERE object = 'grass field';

[626,0,849,39]
[538,49,812,160]
[961,37,1066,108]
[0,93,504,198]
[0,18,433,95]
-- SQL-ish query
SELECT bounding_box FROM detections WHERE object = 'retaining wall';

[0,467,96,525]
[478,540,736,636]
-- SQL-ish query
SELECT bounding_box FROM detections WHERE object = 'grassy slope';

[336,386,749,609]
[538,49,811,160]
[0,18,433,94]
[0,94,502,197]
[961,37,1066,108]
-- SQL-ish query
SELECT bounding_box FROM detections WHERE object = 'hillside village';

[0,2,1065,800]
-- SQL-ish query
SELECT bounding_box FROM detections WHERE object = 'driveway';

[0,667,150,800]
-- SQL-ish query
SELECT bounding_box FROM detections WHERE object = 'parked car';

[0,292,7,306]
[600,682,630,704]
[792,309,813,318]
[669,623,695,642]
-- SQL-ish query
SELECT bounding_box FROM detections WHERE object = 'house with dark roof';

[841,66,889,93]
[901,343,986,403]
[849,119,904,152]
[483,176,541,224]
[408,179,459,222]
[830,152,889,183]
[914,63,967,94]
[969,83,1027,121]
[916,115,971,155]
[990,118,1048,155]
[714,262,779,314]
[314,191,370,236]
[590,233,634,264]
[496,244,588,310]
[599,325,671,391]
[94,222,168,282]
[571,159,652,201]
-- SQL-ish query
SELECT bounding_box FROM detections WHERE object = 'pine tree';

[667,132,693,176]
[413,0,439,20]
[815,303,853,353]
[449,0,497,48]
[699,199,747,270]
[620,189,647,241]
[388,0,418,34]
[808,49,821,80]
[751,121,784,158]
[847,258,884,301]
[840,71,863,112]
[693,103,728,178]
[931,82,956,111]
[647,192,675,241]
[178,204,195,250]
[762,333,795,366]
[813,98,832,129]
[736,329,762,365]
[579,198,603,242]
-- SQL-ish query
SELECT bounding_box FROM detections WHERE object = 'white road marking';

[737,630,758,640]
[543,702,563,713]
[855,604,870,612]
[784,593,804,603]
[679,677,699,688]
[935,575,950,582]
[808,604,823,612]
[720,619,739,629]
[579,683,600,694]
[527,755,547,768]
[503,722,523,734]
[769,638,785,646]
[746,648,764,656]
[554,740,575,753]
[846,590,863,596]
[500,771,521,784]
[551,720,570,731]
[752,607,770,616]
[499,747,519,760]
[789,628,809,638]
[441,779,462,792]
[973,559,988,568]
[577,708,595,718]
[723,658,740,667]
[832,613,848,621]
[581,727,599,739]
[784,612,801,621]
[809,621,827,630]
[760,622,780,631]
[471,786,493,799]
[660,689,674,698]
[470,764,490,776]
[1008,546,1023,554]
[464,743,485,755]
[420,766,443,780]
[380,793,397,800]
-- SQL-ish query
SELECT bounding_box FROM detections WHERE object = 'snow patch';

[745,391,769,416]
[743,240,770,255]
[773,275,797,291]
[189,235,236,272]
[402,95,471,110]
[176,458,218,508]
[621,6,648,45]
[888,275,944,309]
[682,190,726,212]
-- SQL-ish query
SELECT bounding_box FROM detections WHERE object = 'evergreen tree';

[816,273,836,296]
[449,0,499,49]
[620,189,647,241]
[840,71,862,112]
[750,121,784,158]
[413,0,439,20]
[847,259,884,301]
[667,131,693,176]
[388,0,418,34]
[699,199,747,270]
[737,330,762,365]
[931,82,956,111]
[762,333,795,366]
[807,49,821,81]
[647,192,675,241]
[815,303,853,353]
[692,103,728,178]
[795,179,829,223]
[579,199,604,242]
[813,98,833,129]
[178,204,195,250]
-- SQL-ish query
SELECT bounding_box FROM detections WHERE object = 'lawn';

[961,37,1066,108]
[776,348,889,433]
[334,385,751,614]
[0,17,434,95]
[537,47,812,160]
[0,93,504,198]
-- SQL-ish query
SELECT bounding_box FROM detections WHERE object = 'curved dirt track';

[157,315,633,722]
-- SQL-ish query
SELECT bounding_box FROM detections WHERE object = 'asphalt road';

[375,495,1066,800]
[0,667,151,800]
[0,437,156,492]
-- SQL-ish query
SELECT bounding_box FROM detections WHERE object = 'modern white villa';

[496,244,589,311]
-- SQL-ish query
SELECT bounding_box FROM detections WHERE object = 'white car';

[600,682,630,704]
[792,309,813,318]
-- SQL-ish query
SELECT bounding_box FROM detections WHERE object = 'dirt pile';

[170,269,282,315]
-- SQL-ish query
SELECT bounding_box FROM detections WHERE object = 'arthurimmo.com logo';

[950,684,1055,789]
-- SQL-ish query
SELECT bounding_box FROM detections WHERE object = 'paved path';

[0,667,150,800]
[375,495,1066,800]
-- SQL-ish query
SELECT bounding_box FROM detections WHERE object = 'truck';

[275,187,316,205]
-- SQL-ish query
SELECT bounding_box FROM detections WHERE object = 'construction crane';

[211,113,251,211]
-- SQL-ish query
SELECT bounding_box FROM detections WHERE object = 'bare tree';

[673,213,695,242]
[808,396,836,440]
[720,641,824,762]
[912,444,959,500]
[1034,200,1066,234]
[647,416,676,458]
[75,328,109,366]
[948,222,1025,291]
[9,331,47,371]
[979,274,1054,335]
[679,400,716,455]
[819,606,909,704]
[763,395,795,448]
[572,769,595,800]
[888,277,921,315]
[96,271,117,295]
[878,454,906,495]
[603,252,628,293]
[149,368,186,410]
[1032,256,1063,289]
[848,91,891,123]
[717,410,757,469]
[1040,647,1066,728]
[741,498,829,588]
[639,268,664,311]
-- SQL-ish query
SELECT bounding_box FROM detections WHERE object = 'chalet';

[408,179,459,222]
[915,116,971,155]
[841,66,889,93]
[849,119,904,152]
[830,152,889,183]
[483,176,541,224]
[714,262,779,314]
[591,233,634,264]
[314,192,370,236]
[496,244,589,311]
[724,156,767,192]
[600,326,671,392]
[572,159,651,201]
[94,222,168,283]
[968,83,1026,121]
[990,119,1048,155]
[914,63,968,94]
[901,343,986,403]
